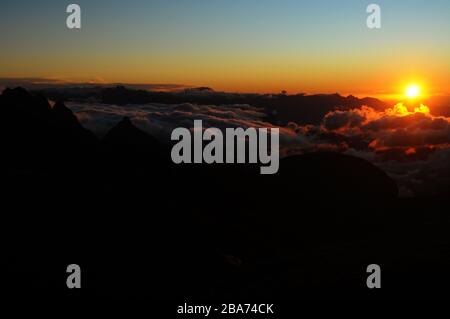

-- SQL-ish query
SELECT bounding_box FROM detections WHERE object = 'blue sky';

[1,0,449,94]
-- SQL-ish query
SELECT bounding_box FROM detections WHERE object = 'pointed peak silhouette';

[52,100,82,128]
[116,116,133,128]
[1,86,51,116]
[2,87,35,107]
[2,86,32,99]
[100,116,168,169]
[102,116,160,147]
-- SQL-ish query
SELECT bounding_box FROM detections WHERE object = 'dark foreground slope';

[0,87,449,299]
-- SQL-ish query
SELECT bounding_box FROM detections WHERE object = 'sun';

[405,84,420,99]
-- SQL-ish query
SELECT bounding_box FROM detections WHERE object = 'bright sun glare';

[406,85,420,99]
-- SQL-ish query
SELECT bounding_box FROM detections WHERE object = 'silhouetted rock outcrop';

[101,116,167,165]
[100,86,151,105]
[97,116,171,197]
[0,87,98,172]
[276,152,398,199]
[52,101,83,129]
[102,117,159,147]
[1,87,52,117]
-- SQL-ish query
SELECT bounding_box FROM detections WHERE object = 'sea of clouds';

[67,101,450,197]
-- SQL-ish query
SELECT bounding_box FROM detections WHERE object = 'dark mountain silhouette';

[98,116,170,196]
[183,86,215,94]
[264,93,387,125]
[0,87,97,171]
[1,87,52,117]
[425,95,450,116]
[1,87,450,300]
[98,87,388,125]
[53,100,85,128]
[102,116,159,147]
[276,152,398,199]
[100,115,169,170]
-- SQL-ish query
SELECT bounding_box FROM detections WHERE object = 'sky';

[0,0,449,96]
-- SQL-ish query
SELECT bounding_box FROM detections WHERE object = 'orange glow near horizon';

[1,1,449,99]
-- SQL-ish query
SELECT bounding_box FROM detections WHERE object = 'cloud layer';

[67,101,450,197]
